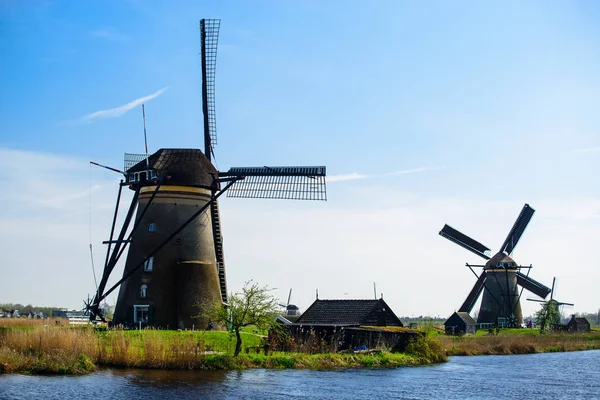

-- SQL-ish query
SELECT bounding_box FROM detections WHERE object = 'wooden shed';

[279,299,417,352]
[445,311,476,335]
[567,315,590,332]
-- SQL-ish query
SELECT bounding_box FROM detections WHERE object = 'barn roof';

[455,312,476,325]
[295,299,398,326]
[570,316,590,325]
[445,311,476,326]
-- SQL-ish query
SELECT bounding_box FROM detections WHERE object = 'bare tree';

[199,280,279,357]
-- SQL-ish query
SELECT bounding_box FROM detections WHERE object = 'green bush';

[405,335,448,363]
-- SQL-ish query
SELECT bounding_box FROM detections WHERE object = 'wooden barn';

[277,299,420,352]
[567,315,590,332]
[444,311,476,335]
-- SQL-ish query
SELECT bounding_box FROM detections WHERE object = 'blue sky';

[1,1,599,317]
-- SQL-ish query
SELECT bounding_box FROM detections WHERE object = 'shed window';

[140,284,147,298]
[144,257,154,272]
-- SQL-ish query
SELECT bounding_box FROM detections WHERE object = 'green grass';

[116,329,265,355]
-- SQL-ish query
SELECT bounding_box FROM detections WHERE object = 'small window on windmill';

[134,305,149,324]
[148,223,156,233]
[134,172,139,182]
[140,171,147,181]
[140,284,148,298]
[143,257,154,272]
[150,170,158,179]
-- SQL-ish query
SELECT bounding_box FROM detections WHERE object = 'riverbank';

[0,326,446,374]
[439,329,600,356]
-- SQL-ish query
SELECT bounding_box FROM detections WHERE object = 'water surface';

[1,350,599,399]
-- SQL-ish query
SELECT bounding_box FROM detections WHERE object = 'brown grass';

[439,331,600,356]
[0,318,67,327]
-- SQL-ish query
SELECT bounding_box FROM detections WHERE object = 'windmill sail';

[223,166,327,200]
[459,271,487,312]
[439,224,491,260]
[200,18,220,160]
[500,204,535,255]
[516,272,551,299]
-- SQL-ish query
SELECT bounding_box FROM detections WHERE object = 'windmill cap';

[128,148,218,188]
[484,252,517,269]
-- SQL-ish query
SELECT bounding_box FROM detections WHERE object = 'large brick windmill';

[439,204,551,327]
[87,19,327,329]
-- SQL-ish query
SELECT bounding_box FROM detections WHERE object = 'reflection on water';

[1,350,599,399]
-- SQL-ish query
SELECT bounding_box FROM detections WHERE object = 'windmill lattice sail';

[200,19,220,157]
[224,166,327,200]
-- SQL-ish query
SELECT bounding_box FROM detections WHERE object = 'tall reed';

[439,331,600,356]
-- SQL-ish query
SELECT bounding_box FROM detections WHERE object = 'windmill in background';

[279,289,301,319]
[439,204,551,328]
[527,277,573,331]
[86,19,327,329]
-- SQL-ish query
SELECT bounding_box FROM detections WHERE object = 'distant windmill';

[527,277,573,329]
[86,19,326,329]
[279,289,300,318]
[439,203,551,328]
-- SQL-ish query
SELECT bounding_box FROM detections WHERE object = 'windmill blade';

[517,272,551,299]
[439,224,491,260]
[526,298,546,303]
[124,153,150,171]
[459,271,487,312]
[223,166,327,200]
[557,301,574,307]
[287,289,292,307]
[500,204,535,255]
[200,18,221,161]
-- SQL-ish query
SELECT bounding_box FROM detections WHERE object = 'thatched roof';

[484,252,517,269]
[127,148,218,188]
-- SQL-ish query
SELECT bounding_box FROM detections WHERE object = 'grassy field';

[0,324,446,374]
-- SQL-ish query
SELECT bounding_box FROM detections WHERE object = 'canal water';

[1,350,599,399]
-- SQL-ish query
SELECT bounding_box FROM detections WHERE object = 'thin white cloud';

[572,146,600,153]
[383,166,447,176]
[79,87,169,123]
[327,166,446,183]
[90,28,129,41]
[327,173,367,182]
